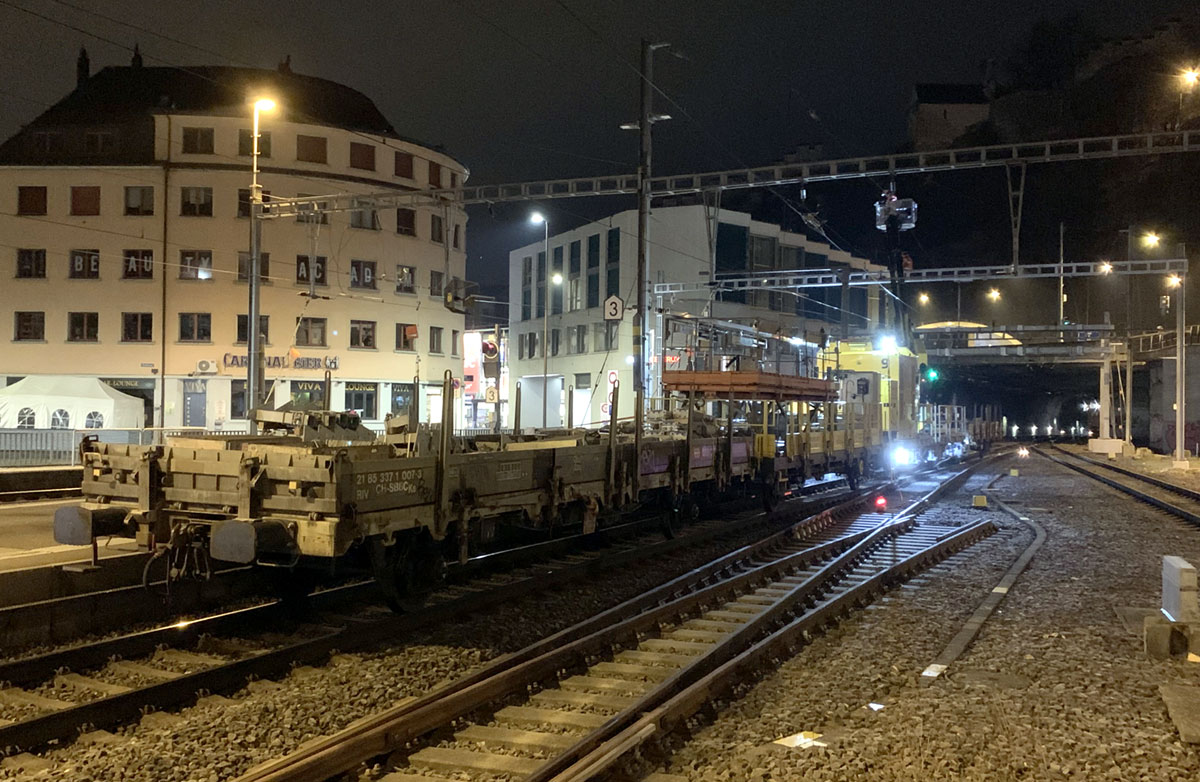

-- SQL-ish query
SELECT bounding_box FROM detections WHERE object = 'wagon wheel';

[370,535,445,613]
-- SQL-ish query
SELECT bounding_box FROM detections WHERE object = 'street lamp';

[987,288,1001,302]
[917,292,930,305]
[247,96,276,431]
[529,211,557,430]
[1144,232,1161,248]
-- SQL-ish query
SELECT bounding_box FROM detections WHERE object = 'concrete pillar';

[1099,354,1113,440]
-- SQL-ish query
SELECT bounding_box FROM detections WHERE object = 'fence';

[0,425,252,467]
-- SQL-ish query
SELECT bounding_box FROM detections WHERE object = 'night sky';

[0,0,1195,298]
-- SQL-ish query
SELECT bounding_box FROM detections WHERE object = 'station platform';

[0,464,82,495]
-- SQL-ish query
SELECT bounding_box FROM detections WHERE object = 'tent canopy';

[0,376,144,429]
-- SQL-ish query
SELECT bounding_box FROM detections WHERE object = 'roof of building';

[913,83,988,105]
[12,62,450,153]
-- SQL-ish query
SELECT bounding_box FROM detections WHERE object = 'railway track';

[232,459,995,782]
[0,478,851,653]
[0,477,877,754]
[1038,445,1200,527]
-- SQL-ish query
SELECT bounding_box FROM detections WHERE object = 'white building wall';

[0,113,468,430]
[504,205,882,430]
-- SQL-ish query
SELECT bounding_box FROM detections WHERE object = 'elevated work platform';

[662,370,833,401]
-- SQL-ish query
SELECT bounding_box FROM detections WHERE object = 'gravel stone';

[644,458,1200,781]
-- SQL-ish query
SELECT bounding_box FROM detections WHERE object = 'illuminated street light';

[1183,69,1199,88]
[246,95,277,430]
[1144,232,1161,248]
[1099,261,1113,275]
[987,288,1001,302]
[551,272,563,285]
[917,292,930,305]
[1168,273,1183,288]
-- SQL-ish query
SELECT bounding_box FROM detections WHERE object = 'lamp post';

[247,97,275,433]
[530,212,554,429]
[1168,272,1188,467]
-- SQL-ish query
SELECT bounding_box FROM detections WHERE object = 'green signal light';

[925,368,939,382]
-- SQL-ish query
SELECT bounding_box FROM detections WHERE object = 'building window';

[84,131,115,156]
[587,234,601,308]
[16,408,35,428]
[536,251,546,317]
[124,186,154,216]
[237,252,271,281]
[296,317,327,347]
[236,315,269,344]
[230,380,247,419]
[572,324,588,354]
[31,131,63,155]
[395,264,416,294]
[517,333,526,360]
[394,150,414,178]
[181,127,214,154]
[450,171,459,188]
[606,228,620,297]
[552,246,564,315]
[179,313,211,342]
[17,186,47,215]
[521,256,533,321]
[85,411,104,428]
[180,186,213,216]
[69,249,100,279]
[70,186,100,216]
[349,142,376,171]
[429,326,444,354]
[527,331,539,359]
[296,255,327,285]
[123,249,154,279]
[345,383,378,420]
[17,249,46,278]
[428,160,442,187]
[14,311,44,341]
[568,240,583,311]
[50,409,70,429]
[237,188,271,218]
[595,321,618,352]
[396,323,417,351]
[350,319,376,348]
[451,329,460,356]
[296,134,327,164]
[431,213,444,244]
[179,250,213,280]
[122,312,153,342]
[430,269,444,298]
[350,259,377,289]
[67,312,99,342]
[396,208,416,236]
[550,328,561,357]
[350,198,379,229]
[238,129,271,158]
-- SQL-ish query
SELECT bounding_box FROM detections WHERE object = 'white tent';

[0,376,144,429]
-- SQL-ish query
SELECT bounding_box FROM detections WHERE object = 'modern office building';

[0,51,468,430]
[506,204,884,429]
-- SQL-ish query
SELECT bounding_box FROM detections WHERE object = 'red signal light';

[874,495,888,510]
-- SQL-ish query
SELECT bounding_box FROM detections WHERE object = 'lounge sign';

[223,353,340,370]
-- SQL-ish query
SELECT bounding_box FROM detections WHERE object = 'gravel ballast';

[647,456,1200,782]
[0,493,869,782]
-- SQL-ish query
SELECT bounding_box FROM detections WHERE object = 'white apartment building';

[0,53,468,430]
[506,204,883,429]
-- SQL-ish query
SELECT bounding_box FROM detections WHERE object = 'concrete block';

[972,495,988,508]
[1164,556,1200,622]
[1088,437,1125,455]
[1145,615,1190,660]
